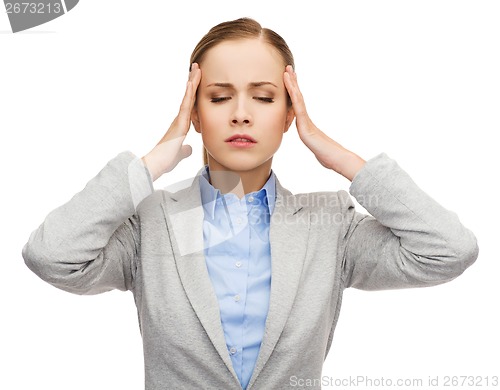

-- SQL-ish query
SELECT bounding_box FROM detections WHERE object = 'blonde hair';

[189,17,295,166]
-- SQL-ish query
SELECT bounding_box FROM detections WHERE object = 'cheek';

[198,105,223,132]
[260,106,289,129]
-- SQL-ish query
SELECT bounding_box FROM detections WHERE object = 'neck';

[207,158,272,199]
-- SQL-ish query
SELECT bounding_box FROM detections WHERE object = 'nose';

[231,98,252,126]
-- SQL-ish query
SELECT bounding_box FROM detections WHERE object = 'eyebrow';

[206,81,278,89]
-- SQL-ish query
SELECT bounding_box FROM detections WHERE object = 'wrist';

[141,154,161,182]
[329,147,366,182]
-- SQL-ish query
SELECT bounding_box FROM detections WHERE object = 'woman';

[23,17,478,390]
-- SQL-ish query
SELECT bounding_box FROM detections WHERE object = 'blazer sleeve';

[22,151,154,295]
[341,153,479,290]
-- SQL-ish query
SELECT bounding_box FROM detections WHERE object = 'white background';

[1,1,498,389]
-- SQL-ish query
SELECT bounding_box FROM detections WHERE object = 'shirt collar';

[199,165,276,220]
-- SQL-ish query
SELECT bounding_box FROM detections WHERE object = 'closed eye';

[210,97,274,103]
[254,97,274,103]
[210,97,231,103]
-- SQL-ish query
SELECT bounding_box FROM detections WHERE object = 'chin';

[210,155,270,172]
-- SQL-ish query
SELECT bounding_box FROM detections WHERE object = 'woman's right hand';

[141,63,202,182]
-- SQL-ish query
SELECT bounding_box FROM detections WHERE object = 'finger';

[283,66,308,120]
[285,66,305,114]
[177,63,201,132]
[284,67,320,139]
[190,62,202,90]
[188,63,202,113]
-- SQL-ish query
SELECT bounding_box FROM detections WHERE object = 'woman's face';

[192,39,294,172]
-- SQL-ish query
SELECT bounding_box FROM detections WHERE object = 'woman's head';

[189,17,295,170]
[190,18,294,76]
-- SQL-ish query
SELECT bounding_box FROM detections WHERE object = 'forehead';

[200,39,285,84]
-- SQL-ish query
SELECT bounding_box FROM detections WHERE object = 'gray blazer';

[22,151,478,390]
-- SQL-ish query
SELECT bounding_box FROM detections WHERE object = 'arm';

[283,65,478,289]
[341,153,478,290]
[22,151,153,295]
[22,65,203,295]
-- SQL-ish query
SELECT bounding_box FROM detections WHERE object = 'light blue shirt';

[199,165,276,390]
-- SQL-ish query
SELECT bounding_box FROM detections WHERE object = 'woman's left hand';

[283,65,366,181]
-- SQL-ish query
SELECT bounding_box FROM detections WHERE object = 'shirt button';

[235,261,242,268]
[248,196,254,203]
[230,347,237,355]
[234,294,240,302]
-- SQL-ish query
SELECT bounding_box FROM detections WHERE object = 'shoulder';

[134,176,199,217]
[281,187,355,214]
[275,172,353,210]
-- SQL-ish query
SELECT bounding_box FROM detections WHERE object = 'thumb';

[179,144,192,160]
[171,144,192,168]
[165,144,192,174]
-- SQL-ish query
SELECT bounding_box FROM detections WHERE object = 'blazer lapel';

[160,170,309,389]
[247,176,309,389]
[160,169,241,385]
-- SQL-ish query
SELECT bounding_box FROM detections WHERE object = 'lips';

[225,134,257,143]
